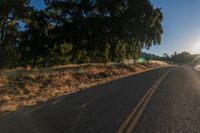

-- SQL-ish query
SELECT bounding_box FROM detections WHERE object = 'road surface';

[1,65,200,133]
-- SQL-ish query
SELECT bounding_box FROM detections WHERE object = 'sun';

[192,42,200,54]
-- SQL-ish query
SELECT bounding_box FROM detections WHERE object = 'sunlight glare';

[192,41,200,54]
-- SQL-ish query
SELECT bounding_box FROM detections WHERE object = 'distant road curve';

[1,65,200,133]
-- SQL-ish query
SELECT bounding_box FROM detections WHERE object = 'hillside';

[0,61,170,114]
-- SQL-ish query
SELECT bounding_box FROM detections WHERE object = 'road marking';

[116,69,172,133]
[22,104,48,116]
[51,98,64,105]
[76,97,96,110]
[76,102,90,110]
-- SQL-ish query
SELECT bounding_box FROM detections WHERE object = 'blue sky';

[30,0,200,56]
[143,0,200,56]
[30,0,45,10]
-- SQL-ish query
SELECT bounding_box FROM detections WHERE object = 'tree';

[171,52,193,64]
[20,10,52,67]
[0,0,163,68]
[163,53,169,59]
[0,0,31,68]
[44,0,163,63]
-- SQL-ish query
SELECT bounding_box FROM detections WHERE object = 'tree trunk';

[32,55,38,67]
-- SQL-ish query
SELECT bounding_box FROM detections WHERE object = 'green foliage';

[73,50,91,64]
[102,44,111,63]
[0,0,31,68]
[141,52,164,60]
[46,42,73,65]
[0,0,163,68]
[115,43,127,62]
[170,52,194,64]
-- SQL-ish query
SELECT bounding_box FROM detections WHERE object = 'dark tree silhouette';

[0,0,163,68]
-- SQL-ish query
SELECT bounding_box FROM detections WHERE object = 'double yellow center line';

[117,69,172,133]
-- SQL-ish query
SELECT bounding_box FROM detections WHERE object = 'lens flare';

[192,42,200,54]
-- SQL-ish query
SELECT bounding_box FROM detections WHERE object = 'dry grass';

[0,61,170,114]
[149,60,174,66]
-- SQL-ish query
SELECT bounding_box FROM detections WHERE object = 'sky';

[30,0,45,10]
[143,0,200,56]
[30,0,200,56]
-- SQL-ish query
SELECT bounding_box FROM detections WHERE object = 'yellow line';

[126,71,169,133]
[116,69,172,133]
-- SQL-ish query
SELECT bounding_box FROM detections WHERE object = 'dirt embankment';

[0,61,171,114]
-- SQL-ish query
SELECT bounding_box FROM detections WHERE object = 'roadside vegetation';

[0,0,163,68]
[0,61,170,114]
[164,51,200,65]
[0,0,167,113]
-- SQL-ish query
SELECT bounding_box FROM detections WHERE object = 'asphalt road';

[1,65,200,133]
